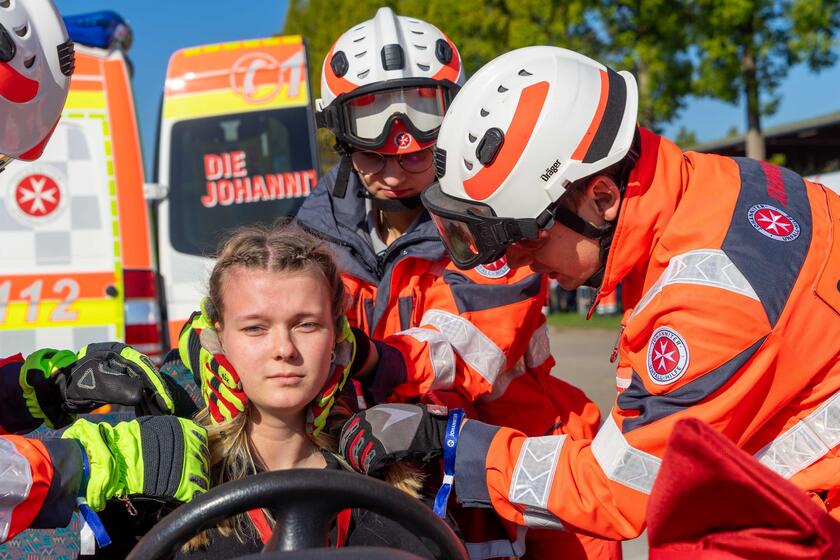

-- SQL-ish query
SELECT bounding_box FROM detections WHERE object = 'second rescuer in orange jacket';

[338,46,840,540]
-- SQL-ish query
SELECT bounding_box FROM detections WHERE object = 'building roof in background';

[690,110,840,176]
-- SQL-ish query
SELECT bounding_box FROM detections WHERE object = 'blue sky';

[55,1,840,175]
[55,0,290,177]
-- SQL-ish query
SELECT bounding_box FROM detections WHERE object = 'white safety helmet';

[0,0,74,172]
[316,7,465,155]
[422,46,639,269]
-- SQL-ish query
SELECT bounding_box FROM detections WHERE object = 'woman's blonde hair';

[185,221,421,551]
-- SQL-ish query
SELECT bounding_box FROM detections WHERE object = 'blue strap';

[433,408,465,518]
[76,442,112,549]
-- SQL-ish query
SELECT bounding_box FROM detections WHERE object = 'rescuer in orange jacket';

[305,12,611,559]
[338,46,840,541]
[179,11,610,559]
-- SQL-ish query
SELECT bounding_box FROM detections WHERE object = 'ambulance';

[0,42,162,361]
[153,36,319,347]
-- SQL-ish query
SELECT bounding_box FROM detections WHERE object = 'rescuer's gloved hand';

[308,316,358,435]
[62,416,209,511]
[339,403,450,475]
[20,343,175,429]
[178,299,247,424]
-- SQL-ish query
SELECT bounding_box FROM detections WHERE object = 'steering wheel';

[125,469,468,560]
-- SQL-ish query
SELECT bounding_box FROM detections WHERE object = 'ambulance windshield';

[168,107,317,256]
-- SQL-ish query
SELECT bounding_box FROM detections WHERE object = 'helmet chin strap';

[550,204,614,288]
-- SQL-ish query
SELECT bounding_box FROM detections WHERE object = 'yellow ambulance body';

[0,46,162,360]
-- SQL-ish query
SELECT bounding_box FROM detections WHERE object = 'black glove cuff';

[349,327,371,376]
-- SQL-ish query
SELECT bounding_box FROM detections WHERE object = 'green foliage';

[691,0,840,156]
[283,0,840,161]
[674,127,699,149]
[592,0,694,131]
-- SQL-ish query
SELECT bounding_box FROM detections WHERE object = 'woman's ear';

[583,175,622,224]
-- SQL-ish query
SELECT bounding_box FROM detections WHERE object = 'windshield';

[168,107,317,256]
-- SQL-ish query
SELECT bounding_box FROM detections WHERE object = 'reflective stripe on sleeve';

[755,389,840,479]
[465,526,528,559]
[591,415,661,495]
[508,435,567,529]
[478,358,525,404]
[525,322,551,369]
[0,438,34,542]
[420,309,506,386]
[631,249,759,320]
[400,327,456,390]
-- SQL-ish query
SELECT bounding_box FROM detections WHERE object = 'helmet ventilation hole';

[357,69,370,79]
[497,85,508,93]
[518,69,533,77]
[13,24,27,37]
[417,63,430,71]
[23,54,35,68]
[353,25,365,32]
[468,133,477,143]
[410,29,424,35]
[0,0,10,8]
[354,51,367,58]
[413,44,427,50]
[480,108,489,117]
[353,36,365,43]
[464,159,474,171]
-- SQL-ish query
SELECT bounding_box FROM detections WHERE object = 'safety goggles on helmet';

[317,78,458,150]
[422,182,553,270]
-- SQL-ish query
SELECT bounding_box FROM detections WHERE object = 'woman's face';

[216,266,336,418]
[351,148,436,199]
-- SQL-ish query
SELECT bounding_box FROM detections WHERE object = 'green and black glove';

[61,416,210,511]
[21,342,175,429]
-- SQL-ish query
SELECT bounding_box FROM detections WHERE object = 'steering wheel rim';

[125,469,468,560]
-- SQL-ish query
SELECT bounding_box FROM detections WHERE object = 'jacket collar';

[599,128,691,299]
[296,163,445,282]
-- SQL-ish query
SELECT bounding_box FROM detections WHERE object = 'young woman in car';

[175,222,433,558]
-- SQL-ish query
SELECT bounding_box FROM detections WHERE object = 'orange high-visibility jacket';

[453,129,840,539]
[0,355,84,543]
[296,166,601,440]
[297,167,608,558]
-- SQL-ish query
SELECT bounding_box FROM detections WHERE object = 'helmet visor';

[422,183,539,269]
[347,85,448,141]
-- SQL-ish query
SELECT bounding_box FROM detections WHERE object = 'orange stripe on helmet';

[323,43,358,97]
[463,81,550,201]
[571,69,609,161]
[431,33,461,83]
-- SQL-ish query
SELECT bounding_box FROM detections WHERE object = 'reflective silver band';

[591,415,661,495]
[509,435,567,529]
[632,249,759,319]
[755,389,840,479]
[0,437,33,542]
[400,327,456,390]
[420,309,506,386]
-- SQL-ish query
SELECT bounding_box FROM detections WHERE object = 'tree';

[691,0,840,159]
[674,127,698,149]
[593,0,694,132]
